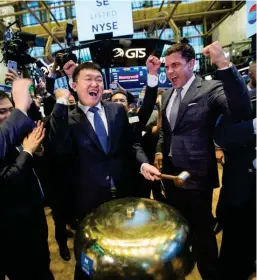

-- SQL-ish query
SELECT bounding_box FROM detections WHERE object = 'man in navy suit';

[139,41,252,280]
[47,62,148,279]
[0,79,34,167]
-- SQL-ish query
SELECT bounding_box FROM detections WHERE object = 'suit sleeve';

[138,86,158,129]
[45,103,72,155]
[214,115,255,150]
[212,65,252,120]
[0,151,33,185]
[0,109,34,167]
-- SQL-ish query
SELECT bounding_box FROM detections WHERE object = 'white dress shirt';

[165,75,196,122]
[78,102,109,135]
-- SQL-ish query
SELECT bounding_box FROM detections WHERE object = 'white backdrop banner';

[75,0,134,41]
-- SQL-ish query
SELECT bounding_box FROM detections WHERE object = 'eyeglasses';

[0,107,14,115]
[112,99,127,103]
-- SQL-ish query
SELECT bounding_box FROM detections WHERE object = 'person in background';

[0,80,54,280]
[214,58,256,280]
[138,41,252,280]
[0,79,34,166]
[248,60,256,91]
[5,70,42,121]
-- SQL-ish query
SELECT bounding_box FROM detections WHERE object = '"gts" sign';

[113,48,146,59]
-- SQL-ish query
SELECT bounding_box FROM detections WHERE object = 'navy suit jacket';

[47,102,134,219]
[0,109,34,169]
[152,66,252,190]
[214,89,256,206]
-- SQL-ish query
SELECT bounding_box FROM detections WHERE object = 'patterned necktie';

[169,87,183,130]
[89,106,108,153]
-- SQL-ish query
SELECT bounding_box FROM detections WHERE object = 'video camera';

[1,20,45,67]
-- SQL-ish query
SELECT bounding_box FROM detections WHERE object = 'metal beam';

[0,1,19,8]
[0,3,74,18]
[159,1,180,39]
[205,1,245,37]
[24,2,63,48]
[158,0,165,12]
[205,1,216,12]
[41,1,60,27]
[134,8,235,25]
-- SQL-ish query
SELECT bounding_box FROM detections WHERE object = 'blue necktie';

[89,107,108,153]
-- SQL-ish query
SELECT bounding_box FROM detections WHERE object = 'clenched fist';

[146,55,161,76]
[202,41,230,69]
[63,60,76,79]
[55,88,71,100]
[12,78,32,113]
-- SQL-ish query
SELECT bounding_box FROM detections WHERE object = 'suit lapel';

[71,106,103,152]
[174,76,202,131]
[102,102,114,153]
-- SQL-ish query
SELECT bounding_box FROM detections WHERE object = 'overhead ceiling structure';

[0,0,246,52]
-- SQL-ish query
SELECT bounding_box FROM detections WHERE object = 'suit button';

[248,169,253,173]
[106,176,110,180]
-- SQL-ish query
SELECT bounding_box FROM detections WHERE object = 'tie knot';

[89,106,98,113]
[176,88,183,95]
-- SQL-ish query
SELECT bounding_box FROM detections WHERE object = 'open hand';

[23,121,45,154]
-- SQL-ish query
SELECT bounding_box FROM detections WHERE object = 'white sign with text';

[75,0,134,41]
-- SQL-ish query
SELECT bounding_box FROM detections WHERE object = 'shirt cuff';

[23,150,33,157]
[68,77,73,88]
[49,73,57,79]
[140,163,148,173]
[147,74,158,88]
[155,152,162,155]
[253,118,256,135]
[56,97,68,105]
[217,62,232,71]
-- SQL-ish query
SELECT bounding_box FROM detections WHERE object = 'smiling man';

[46,62,138,279]
[138,41,252,280]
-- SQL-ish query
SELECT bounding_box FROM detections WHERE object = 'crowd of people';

[0,41,256,280]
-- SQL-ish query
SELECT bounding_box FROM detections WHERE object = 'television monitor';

[158,67,171,88]
[109,66,172,90]
[109,66,147,90]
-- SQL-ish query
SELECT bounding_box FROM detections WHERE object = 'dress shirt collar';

[78,101,103,115]
[178,74,196,99]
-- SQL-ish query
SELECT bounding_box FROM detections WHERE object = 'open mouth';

[171,76,178,84]
[89,91,98,97]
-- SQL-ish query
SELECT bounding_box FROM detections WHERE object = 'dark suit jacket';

[214,89,256,206]
[150,66,252,190]
[0,109,34,168]
[47,102,134,219]
[1,149,43,222]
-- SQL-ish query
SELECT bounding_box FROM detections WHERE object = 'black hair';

[165,43,195,62]
[72,62,104,82]
[0,91,11,101]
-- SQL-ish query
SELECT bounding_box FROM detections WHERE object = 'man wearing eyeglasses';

[138,41,252,280]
